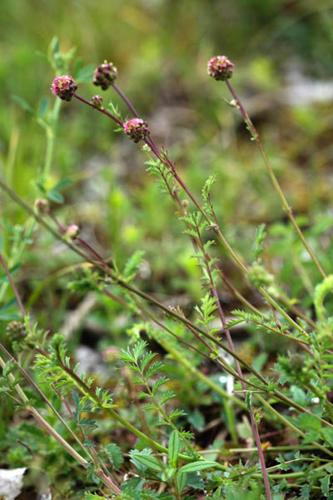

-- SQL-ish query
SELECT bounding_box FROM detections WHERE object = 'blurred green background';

[1,0,333,328]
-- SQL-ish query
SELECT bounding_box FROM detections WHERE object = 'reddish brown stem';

[112,82,140,117]
[73,93,123,127]
[0,253,26,317]
[225,79,326,281]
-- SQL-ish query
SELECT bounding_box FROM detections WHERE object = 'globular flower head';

[51,75,77,101]
[93,61,118,90]
[123,118,149,143]
[207,55,234,81]
[91,95,103,108]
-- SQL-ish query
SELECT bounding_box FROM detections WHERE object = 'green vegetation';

[1,1,333,498]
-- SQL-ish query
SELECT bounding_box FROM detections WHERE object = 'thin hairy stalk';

[104,287,213,361]
[192,222,271,498]
[0,184,308,398]
[0,253,26,317]
[234,314,310,348]
[185,322,262,391]
[147,325,248,411]
[73,93,123,127]
[138,302,239,443]
[146,135,248,273]
[148,127,310,343]
[2,179,330,426]
[71,87,310,339]
[259,287,309,337]
[218,269,260,314]
[103,287,248,414]
[29,407,89,466]
[0,175,268,386]
[209,200,316,344]
[112,82,140,117]
[57,351,213,463]
[208,197,310,336]
[272,388,333,430]
[278,291,316,329]
[220,265,316,330]
[257,394,333,458]
[292,252,315,294]
[41,98,62,180]
[216,445,327,454]
[225,79,326,279]
[55,349,168,454]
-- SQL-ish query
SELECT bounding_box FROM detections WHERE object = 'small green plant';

[1,40,333,499]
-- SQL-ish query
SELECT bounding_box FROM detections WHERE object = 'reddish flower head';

[51,75,77,101]
[123,118,149,143]
[207,56,234,81]
[93,61,118,90]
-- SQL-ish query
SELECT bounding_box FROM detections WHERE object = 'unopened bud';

[93,61,118,90]
[91,95,103,108]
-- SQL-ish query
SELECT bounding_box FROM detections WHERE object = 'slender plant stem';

[41,98,61,180]
[1,179,329,427]
[57,350,168,454]
[257,394,333,458]
[0,174,267,386]
[73,93,123,127]
[56,352,201,462]
[112,82,139,117]
[73,87,310,341]
[126,293,247,409]
[0,253,26,317]
[225,79,326,279]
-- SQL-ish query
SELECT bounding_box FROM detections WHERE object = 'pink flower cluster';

[123,118,149,143]
[207,55,234,81]
[51,75,77,101]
